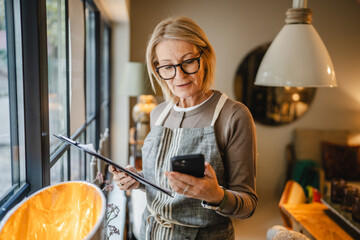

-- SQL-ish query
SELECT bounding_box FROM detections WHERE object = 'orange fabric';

[0,182,104,240]
[279,180,307,228]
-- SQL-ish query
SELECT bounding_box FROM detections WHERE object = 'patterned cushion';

[321,142,360,180]
[267,225,310,240]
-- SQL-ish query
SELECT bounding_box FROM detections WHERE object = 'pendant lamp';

[254,0,337,87]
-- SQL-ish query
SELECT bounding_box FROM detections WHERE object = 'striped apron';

[139,93,234,240]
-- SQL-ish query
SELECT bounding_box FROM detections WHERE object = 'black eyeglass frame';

[155,51,203,80]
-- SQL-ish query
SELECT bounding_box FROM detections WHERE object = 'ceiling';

[97,0,360,22]
[97,0,128,22]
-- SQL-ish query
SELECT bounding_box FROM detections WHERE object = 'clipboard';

[53,134,173,197]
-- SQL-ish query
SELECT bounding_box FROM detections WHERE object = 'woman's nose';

[174,66,187,80]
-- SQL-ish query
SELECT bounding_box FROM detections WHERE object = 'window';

[85,8,97,121]
[0,0,12,198]
[70,133,86,180]
[0,0,112,219]
[50,154,68,183]
[0,0,27,215]
[46,0,68,184]
[100,25,111,134]
[47,0,67,153]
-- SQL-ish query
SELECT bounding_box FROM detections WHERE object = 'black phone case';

[170,154,205,178]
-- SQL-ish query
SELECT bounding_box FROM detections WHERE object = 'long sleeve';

[214,103,258,219]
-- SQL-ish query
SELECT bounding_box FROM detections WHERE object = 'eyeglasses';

[155,52,203,80]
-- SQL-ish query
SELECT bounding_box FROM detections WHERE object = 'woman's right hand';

[108,165,140,190]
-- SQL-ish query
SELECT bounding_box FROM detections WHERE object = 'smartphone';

[170,154,205,178]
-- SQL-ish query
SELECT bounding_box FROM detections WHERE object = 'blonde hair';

[146,16,216,102]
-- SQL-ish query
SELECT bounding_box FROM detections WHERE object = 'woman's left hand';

[165,162,224,204]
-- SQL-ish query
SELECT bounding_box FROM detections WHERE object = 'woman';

[109,16,257,240]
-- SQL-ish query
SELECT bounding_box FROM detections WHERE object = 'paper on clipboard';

[53,134,173,197]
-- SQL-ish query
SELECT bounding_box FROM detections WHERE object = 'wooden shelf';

[322,196,360,236]
[281,202,354,239]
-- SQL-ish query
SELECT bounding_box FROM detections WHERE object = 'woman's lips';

[176,82,192,87]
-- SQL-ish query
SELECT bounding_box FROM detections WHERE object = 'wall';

[127,0,360,195]
[111,21,131,167]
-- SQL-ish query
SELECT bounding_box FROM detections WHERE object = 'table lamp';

[124,62,157,170]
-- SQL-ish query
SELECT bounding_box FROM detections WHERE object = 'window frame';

[85,2,102,151]
[21,0,50,190]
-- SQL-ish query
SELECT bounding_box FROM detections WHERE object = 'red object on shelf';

[313,188,321,203]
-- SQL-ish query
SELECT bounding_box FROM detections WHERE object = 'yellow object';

[132,95,157,122]
[0,181,106,240]
[132,94,157,141]
[306,186,314,203]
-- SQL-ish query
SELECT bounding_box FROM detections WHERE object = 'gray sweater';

[150,90,258,219]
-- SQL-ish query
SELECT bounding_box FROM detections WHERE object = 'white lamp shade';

[255,24,336,87]
[123,62,151,96]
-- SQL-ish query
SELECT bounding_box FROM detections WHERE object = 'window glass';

[0,0,25,198]
[70,133,86,180]
[14,0,26,186]
[0,0,12,197]
[100,25,110,133]
[86,120,96,181]
[46,0,67,153]
[85,9,96,120]
[50,153,68,184]
[101,26,110,103]
[100,106,109,134]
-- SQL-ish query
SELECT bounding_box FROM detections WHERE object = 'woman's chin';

[173,89,195,99]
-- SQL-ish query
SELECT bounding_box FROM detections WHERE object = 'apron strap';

[210,93,228,126]
[155,101,174,126]
[155,92,228,127]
